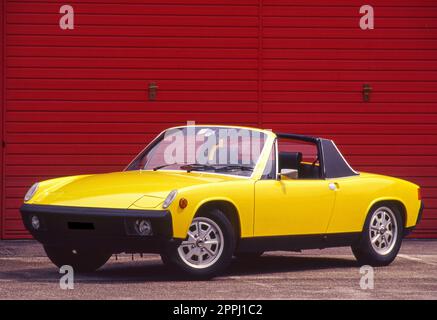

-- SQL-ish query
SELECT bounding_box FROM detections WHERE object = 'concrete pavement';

[0,240,436,299]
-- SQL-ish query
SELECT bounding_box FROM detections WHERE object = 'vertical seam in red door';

[0,0,5,239]
[257,0,263,127]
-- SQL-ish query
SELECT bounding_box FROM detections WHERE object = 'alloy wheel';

[177,217,224,269]
[369,206,398,255]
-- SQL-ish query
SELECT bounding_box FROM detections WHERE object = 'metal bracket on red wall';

[363,84,372,102]
[148,82,158,101]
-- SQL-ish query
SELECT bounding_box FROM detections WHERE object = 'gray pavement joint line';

[398,254,437,266]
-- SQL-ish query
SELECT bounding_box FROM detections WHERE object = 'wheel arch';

[194,199,241,240]
[365,198,407,230]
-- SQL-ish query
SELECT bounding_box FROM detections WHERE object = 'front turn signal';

[179,198,188,209]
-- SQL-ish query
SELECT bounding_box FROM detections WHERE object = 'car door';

[253,137,337,237]
[254,179,337,236]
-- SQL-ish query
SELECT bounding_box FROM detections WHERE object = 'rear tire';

[43,245,111,273]
[162,209,236,279]
[352,204,403,266]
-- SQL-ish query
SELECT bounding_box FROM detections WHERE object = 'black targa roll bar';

[276,133,359,179]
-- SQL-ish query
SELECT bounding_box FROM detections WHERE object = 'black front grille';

[68,222,95,230]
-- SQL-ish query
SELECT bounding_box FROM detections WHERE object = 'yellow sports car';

[20,125,423,278]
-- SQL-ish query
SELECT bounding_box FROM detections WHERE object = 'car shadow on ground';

[228,254,358,276]
[1,254,359,284]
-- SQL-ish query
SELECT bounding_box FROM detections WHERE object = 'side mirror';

[277,169,298,180]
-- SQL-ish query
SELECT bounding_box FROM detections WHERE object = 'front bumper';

[20,204,179,253]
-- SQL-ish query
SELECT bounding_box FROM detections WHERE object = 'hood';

[30,170,240,209]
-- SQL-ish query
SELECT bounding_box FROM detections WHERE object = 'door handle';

[328,183,337,191]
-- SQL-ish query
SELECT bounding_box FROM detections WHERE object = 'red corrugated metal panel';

[2,0,437,239]
[261,0,437,238]
[3,0,260,238]
[1,0,5,238]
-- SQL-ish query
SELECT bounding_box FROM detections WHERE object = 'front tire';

[161,209,235,279]
[43,245,111,273]
[352,204,403,266]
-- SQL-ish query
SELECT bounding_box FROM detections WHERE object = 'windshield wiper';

[153,163,254,173]
[214,165,254,172]
[153,163,216,172]
[153,164,175,171]
[180,163,217,173]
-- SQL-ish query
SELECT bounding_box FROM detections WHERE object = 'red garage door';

[260,0,437,238]
[3,0,260,238]
[1,0,437,238]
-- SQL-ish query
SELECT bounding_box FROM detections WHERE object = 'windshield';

[127,126,268,177]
